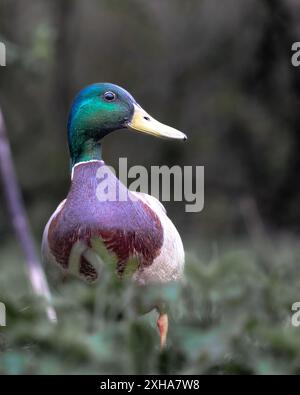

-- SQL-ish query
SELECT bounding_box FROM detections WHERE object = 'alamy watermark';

[0,42,6,66]
[0,302,6,326]
[93,158,204,213]
[291,42,300,67]
[291,302,300,327]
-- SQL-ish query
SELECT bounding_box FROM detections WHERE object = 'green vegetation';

[1,237,300,375]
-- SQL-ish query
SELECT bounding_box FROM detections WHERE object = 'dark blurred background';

[1,0,300,375]
[1,0,300,245]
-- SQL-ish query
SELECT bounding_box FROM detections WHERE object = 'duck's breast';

[44,161,165,282]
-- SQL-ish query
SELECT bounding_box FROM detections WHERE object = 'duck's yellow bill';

[128,104,187,141]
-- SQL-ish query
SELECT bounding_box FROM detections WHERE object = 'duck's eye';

[103,91,116,102]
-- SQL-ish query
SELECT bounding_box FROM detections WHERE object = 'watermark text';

[0,42,6,67]
[95,158,204,213]
[0,302,6,326]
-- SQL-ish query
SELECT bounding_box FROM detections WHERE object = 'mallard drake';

[42,83,187,348]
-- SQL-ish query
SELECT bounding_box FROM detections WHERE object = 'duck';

[42,83,187,348]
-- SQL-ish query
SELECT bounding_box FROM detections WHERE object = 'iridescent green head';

[67,83,187,166]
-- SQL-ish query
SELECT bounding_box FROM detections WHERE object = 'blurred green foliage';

[1,237,300,375]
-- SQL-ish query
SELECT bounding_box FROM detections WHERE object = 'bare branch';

[0,108,57,322]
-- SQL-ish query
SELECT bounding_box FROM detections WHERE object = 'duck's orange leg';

[157,313,168,350]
